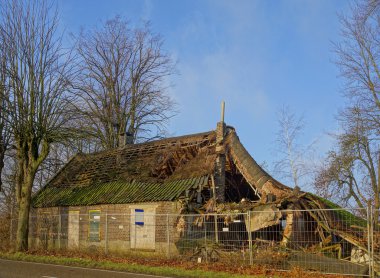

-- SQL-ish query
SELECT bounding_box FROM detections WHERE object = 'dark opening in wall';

[225,172,260,202]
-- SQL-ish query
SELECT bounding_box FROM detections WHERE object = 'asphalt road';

[0,259,171,278]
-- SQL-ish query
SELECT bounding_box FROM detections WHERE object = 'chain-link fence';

[4,208,380,277]
[371,208,380,277]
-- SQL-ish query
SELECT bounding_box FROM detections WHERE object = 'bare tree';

[0,0,75,250]
[74,17,176,149]
[316,1,380,218]
[33,142,78,192]
[273,106,314,190]
[333,1,380,135]
[0,27,11,192]
[316,108,379,211]
[0,156,17,217]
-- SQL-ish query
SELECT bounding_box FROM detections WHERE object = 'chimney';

[214,101,226,203]
[118,132,134,147]
[126,132,134,144]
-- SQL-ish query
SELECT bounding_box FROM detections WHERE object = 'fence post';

[247,211,253,265]
[214,214,219,243]
[105,212,108,254]
[367,205,372,277]
[134,214,136,251]
[371,206,375,278]
[58,213,61,250]
[204,215,208,263]
[9,206,13,244]
[166,214,170,258]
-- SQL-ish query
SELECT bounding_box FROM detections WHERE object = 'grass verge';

[0,252,268,278]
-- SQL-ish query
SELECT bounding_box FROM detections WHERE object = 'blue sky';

[59,0,351,187]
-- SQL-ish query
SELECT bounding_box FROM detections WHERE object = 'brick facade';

[29,201,181,255]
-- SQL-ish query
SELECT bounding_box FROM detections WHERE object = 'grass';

[0,251,269,278]
[0,250,350,278]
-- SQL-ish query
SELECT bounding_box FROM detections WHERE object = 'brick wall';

[30,201,181,254]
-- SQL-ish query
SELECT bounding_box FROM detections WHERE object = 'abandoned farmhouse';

[29,119,375,274]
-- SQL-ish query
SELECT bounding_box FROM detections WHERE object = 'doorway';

[68,211,79,248]
[130,207,156,250]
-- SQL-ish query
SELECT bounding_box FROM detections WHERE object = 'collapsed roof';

[32,126,291,207]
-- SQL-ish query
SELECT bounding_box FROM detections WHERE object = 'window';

[89,210,100,241]
[135,209,144,226]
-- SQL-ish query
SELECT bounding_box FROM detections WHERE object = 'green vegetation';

[307,193,368,228]
[32,176,208,208]
[0,252,268,278]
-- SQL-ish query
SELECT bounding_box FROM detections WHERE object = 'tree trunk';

[15,173,34,251]
[0,141,4,191]
[15,140,49,251]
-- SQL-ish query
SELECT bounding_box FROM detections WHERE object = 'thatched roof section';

[33,131,216,207]
[32,126,310,208]
[47,131,215,188]
[225,129,292,199]
[34,125,295,207]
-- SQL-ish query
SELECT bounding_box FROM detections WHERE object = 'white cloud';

[142,0,153,21]
[169,1,273,132]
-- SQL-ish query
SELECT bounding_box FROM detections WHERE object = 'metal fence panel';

[5,208,379,276]
[372,208,380,277]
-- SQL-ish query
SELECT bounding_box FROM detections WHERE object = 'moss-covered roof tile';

[32,176,209,208]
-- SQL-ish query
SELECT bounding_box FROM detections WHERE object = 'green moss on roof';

[32,176,209,208]
[306,193,368,228]
[45,131,216,189]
